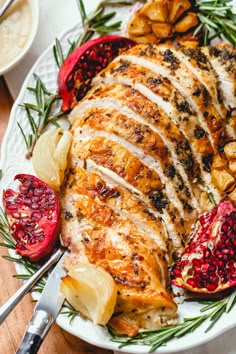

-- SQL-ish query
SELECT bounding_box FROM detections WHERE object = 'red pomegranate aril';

[207,283,218,292]
[11,212,21,219]
[187,278,196,288]
[3,174,60,262]
[6,204,17,211]
[172,200,236,294]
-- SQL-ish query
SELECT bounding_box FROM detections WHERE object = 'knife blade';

[16,250,68,354]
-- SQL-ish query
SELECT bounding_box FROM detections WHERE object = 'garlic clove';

[229,160,236,176]
[174,12,198,33]
[212,154,227,170]
[129,33,158,44]
[140,1,168,22]
[168,0,191,23]
[211,168,235,193]
[152,22,172,38]
[229,188,236,203]
[224,141,236,160]
[128,13,152,36]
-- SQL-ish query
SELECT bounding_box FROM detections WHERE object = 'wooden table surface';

[0,76,113,354]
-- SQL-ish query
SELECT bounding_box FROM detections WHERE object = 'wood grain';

[0,76,113,354]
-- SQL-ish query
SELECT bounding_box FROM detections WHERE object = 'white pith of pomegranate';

[172,200,236,293]
[58,35,136,111]
[3,174,60,262]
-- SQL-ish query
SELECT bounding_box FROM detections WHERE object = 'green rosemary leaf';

[0,242,15,249]
[33,73,52,96]
[22,103,42,114]
[205,305,226,332]
[13,274,32,280]
[49,119,61,128]
[81,31,94,45]
[95,11,117,23]
[77,0,87,25]
[53,38,65,68]
[2,255,22,262]
[61,303,78,322]
[175,316,207,337]
[25,107,39,137]
[86,6,103,23]
[53,45,61,68]
[66,40,76,57]
[200,301,222,312]
[27,87,37,94]
[35,79,45,111]
[226,292,236,312]
[95,23,122,33]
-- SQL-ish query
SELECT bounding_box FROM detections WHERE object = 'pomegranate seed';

[11,212,21,219]
[207,283,218,291]
[201,264,209,272]
[19,185,28,193]
[6,204,17,211]
[32,212,41,219]
[186,278,196,288]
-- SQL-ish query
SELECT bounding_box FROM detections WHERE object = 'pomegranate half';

[172,200,236,293]
[3,174,60,262]
[58,35,136,111]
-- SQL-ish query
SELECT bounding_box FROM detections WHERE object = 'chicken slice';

[63,165,170,254]
[114,44,228,147]
[165,41,226,118]
[202,44,236,111]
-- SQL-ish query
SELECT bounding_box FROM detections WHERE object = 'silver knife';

[16,250,68,354]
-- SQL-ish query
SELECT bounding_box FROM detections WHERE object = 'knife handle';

[15,332,43,354]
[16,310,53,354]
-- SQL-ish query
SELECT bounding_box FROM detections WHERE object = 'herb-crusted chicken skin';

[60,41,235,334]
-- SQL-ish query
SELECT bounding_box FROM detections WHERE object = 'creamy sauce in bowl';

[0,0,33,71]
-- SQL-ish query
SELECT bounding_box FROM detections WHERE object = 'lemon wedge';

[60,263,117,325]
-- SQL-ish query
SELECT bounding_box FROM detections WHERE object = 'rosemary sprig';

[61,303,79,322]
[53,0,137,68]
[18,73,64,158]
[195,0,236,46]
[109,291,236,352]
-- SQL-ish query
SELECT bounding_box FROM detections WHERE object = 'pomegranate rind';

[58,35,136,111]
[171,200,236,294]
[3,174,60,262]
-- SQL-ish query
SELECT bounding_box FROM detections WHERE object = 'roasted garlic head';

[127,0,198,43]
[211,141,236,202]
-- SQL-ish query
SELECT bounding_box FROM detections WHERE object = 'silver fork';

[0,247,65,324]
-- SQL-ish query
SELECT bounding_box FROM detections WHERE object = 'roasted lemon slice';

[60,263,117,325]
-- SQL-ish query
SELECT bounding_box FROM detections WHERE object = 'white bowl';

[0,0,39,75]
